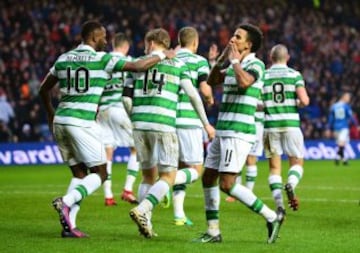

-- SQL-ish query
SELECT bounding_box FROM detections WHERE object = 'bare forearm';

[38,73,57,120]
[130,56,160,72]
[199,82,213,101]
[232,62,255,89]
[39,90,54,115]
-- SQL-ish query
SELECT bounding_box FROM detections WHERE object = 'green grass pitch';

[0,160,359,253]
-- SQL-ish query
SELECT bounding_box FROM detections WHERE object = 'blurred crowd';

[0,0,359,142]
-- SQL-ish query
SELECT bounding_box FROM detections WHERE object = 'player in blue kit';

[326,92,358,165]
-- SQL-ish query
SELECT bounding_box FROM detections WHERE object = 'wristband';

[152,51,166,60]
[231,59,240,65]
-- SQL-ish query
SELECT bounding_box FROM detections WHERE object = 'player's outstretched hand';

[204,124,216,141]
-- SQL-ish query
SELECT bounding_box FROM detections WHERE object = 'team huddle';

[39,20,312,243]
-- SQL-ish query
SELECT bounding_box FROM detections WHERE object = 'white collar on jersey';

[111,51,125,57]
[76,44,96,52]
[176,48,192,54]
[241,52,256,64]
[150,50,165,56]
[270,63,288,68]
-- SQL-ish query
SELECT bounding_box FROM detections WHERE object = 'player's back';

[329,101,352,131]
[263,64,304,131]
[176,49,209,89]
[176,49,210,129]
[99,53,132,111]
[131,57,190,132]
[52,45,115,127]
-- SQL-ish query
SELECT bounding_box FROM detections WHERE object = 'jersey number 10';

[66,66,90,93]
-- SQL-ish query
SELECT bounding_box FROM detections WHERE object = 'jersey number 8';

[272,82,285,103]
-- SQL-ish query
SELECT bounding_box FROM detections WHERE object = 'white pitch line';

[189,194,359,203]
[0,191,358,204]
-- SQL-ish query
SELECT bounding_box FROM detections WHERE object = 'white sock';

[229,183,256,206]
[69,204,80,228]
[137,180,170,213]
[204,186,220,236]
[66,178,82,194]
[174,168,198,185]
[235,175,242,184]
[173,188,186,218]
[124,153,139,192]
[245,165,257,191]
[103,161,113,198]
[230,183,276,222]
[259,204,277,222]
[63,173,102,207]
[268,174,284,208]
[138,183,152,202]
[288,165,303,190]
[66,178,82,228]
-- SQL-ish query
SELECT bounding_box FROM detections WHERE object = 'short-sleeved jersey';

[50,44,127,127]
[98,53,132,111]
[216,53,264,144]
[126,52,191,133]
[176,48,210,128]
[263,64,304,132]
[328,101,354,131]
[255,90,265,124]
[255,111,264,124]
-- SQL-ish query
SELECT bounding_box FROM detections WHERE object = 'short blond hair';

[112,32,130,48]
[178,27,198,47]
[145,28,171,49]
[270,44,289,62]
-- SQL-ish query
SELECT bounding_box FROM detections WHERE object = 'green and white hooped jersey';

[255,111,265,123]
[128,53,191,132]
[216,53,265,143]
[50,44,127,127]
[255,93,265,124]
[176,48,210,128]
[99,53,132,111]
[263,64,304,132]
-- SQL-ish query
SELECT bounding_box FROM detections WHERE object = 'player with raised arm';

[326,92,358,165]
[39,20,174,238]
[263,44,309,217]
[172,26,214,226]
[122,28,215,238]
[194,23,281,244]
[97,33,140,206]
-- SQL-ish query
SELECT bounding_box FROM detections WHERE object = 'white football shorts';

[249,121,264,157]
[177,128,204,165]
[53,122,106,168]
[264,128,304,158]
[97,106,134,148]
[205,136,252,173]
[133,130,178,172]
[334,128,349,145]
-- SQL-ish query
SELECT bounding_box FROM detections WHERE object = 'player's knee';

[89,164,108,182]
[202,168,218,187]
[219,180,232,194]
